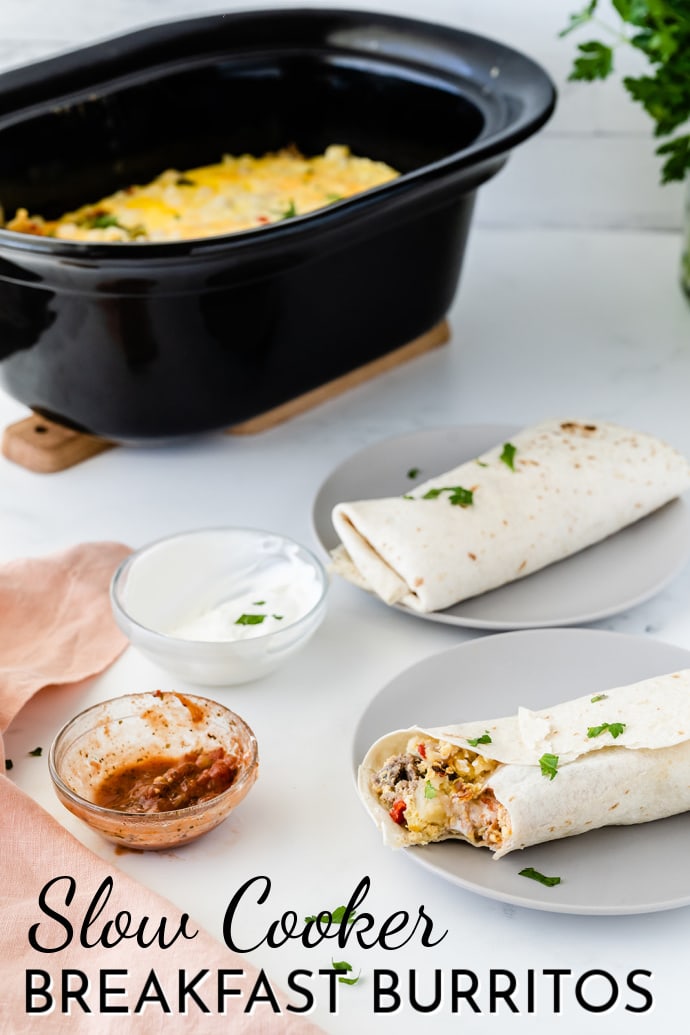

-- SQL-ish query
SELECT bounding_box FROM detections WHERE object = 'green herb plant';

[561,1,690,183]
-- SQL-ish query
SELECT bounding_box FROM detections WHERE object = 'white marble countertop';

[2,2,690,1032]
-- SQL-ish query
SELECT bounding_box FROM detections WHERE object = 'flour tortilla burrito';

[331,419,690,613]
[358,669,690,859]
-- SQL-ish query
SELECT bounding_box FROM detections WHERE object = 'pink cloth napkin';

[0,543,323,1033]
[0,542,131,734]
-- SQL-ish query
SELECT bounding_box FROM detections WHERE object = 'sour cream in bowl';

[110,527,329,685]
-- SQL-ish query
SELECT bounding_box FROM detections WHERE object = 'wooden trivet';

[1,413,114,474]
[2,319,450,473]
[228,318,450,435]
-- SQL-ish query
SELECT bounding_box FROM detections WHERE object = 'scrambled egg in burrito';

[5,144,399,243]
[359,668,690,858]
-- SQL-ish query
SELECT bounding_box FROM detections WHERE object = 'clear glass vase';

[683,178,690,300]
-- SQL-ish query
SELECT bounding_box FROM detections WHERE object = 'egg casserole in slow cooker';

[6,144,399,243]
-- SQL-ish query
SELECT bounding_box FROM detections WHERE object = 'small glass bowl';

[48,691,259,850]
[110,527,329,686]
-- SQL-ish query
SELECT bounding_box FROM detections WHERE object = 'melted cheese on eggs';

[6,145,399,243]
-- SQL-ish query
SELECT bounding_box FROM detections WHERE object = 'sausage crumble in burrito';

[331,418,690,613]
[359,668,690,859]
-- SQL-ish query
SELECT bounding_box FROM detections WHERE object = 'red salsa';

[94,747,238,814]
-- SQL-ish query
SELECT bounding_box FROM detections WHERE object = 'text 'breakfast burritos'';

[331,418,690,613]
[358,669,690,859]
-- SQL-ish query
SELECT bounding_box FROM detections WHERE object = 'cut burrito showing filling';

[331,419,690,613]
[358,669,690,859]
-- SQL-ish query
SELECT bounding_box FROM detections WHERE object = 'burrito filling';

[371,736,510,849]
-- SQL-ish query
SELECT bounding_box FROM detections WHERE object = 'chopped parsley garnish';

[325,192,343,203]
[519,867,561,887]
[587,721,626,739]
[272,614,284,621]
[407,467,421,479]
[5,759,13,770]
[539,753,559,780]
[81,212,145,238]
[467,730,492,746]
[475,459,489,468]
[235,613,266,626]
[252,600,266,606]
[281,200,297,219]
[305,906,356,924]
[590,693,607,702]
[500,442,517,470]
[332,960,361,985]
[83,213,122,230]
[331,906,355,924]
[422,486,474,507]
[29,747,43,757]
[424,780,438,799]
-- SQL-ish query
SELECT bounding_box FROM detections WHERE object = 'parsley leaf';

[332,960,361,985]
[656,134,690,184]
[519,867,562,887]
[590,693,607,702]
[235,613,266,626]
[305,906,356,925]
[280,200,297,219]
[28,747,43,757]
[467,730,492,746]
[499,442,517,471]
[562,1,690,181]
[331,906,355,924]
[539,753,559,780]
[84,213,122,229]
[424,780,438,799]
[558,0,597,37]
[587,721,626,739]
[570,39,614,80]
[422,486,474,507]
[407,467,420,479]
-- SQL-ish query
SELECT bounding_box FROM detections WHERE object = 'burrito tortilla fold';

[331,418,690,613]
[358,669,690,859]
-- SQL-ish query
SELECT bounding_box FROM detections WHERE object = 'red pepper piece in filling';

[389,799,407,825]
[417,742,426,758]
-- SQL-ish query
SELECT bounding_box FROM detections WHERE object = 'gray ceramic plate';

[353,628,690,915]
[312,424,690,629]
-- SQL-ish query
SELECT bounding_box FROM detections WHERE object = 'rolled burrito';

[358,669,690,859]
[331,419,690,612]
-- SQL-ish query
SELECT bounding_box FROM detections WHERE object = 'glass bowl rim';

[48,689,259,821]
[109,525,329,649]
